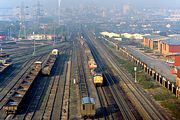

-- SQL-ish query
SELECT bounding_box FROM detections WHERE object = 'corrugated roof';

[160,39,180,45]
[166,53,180,57]
[144,35,167,40]
[81,97,95,104]
[176,66,180,70]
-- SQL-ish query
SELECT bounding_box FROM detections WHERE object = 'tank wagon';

[42,49,59,75]
[3,61,42,114]
[78,37,103,86]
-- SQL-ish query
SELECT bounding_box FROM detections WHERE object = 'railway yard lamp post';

[134,66,137,83]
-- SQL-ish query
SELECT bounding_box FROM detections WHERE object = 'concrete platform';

[124,45,176,82]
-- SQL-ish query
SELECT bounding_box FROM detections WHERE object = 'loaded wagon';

[3,61,42,114]
[42,49,59,75]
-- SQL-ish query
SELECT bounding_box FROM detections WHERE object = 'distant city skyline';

[0,0,180,9]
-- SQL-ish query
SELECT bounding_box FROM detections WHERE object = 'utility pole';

[33,32,36,56]
[34,0,43,30]
[8,23,13,40]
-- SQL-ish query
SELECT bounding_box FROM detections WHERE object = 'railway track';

[77,42,89,99]
[68,41,81,119]
[102,40,169,120]
[1,55,48,120]
[12,47,57,63]
[87,31,169,120]
[96,87,115,120]
[0,57,43,105]
[60,59,71,120]
[0,52,48,92]
[42,75,60,120]
[10,42,68,64]
[41,51,69,120]
[0,61,29,91]
[78,37,119,120]
[17,49,70,120]
[93,51,136,120]
[22,76,49,120]
[84,32,137,120]
[0,44,69,95]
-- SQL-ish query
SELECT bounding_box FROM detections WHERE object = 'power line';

[58,0,61,26]
[17,2,29,39]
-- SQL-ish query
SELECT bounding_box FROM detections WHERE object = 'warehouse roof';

[100,31,120,38]
[176,66,180,70]
[160,39,180,45]
[81,97,95,104]
[144,35,167,41]
[166,53,180,57]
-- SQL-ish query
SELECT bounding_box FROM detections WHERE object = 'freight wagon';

[81,97,96,119]
[3,61,42,114]
[41,49,59,75]
[81,38,97,70]
[78,37,103,86]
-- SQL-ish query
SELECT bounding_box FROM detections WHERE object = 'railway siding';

[32,50,69,120]
[0,57,45,113]
[69,42,81,119]
[51,62,67,120]
[23,76,49,120]
[60,60,71,119]
[42,76,60,120]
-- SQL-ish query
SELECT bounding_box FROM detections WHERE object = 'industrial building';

[159,39,180,55]
[170,53,180,67]
[176,67,180,87]
[100,31,120,38]
[0,35,6,40]
[169,34,180,40]
[143,35,180,56]
[166,53,180,73]
[27,34,56,40]
[121,33,144,39]
[143,35,167,50]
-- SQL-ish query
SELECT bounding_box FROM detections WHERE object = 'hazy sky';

[0,0,180,9]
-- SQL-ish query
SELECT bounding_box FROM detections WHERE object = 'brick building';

[159,39,180,55]
[176,67,180,87]
[143,35,167,51]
